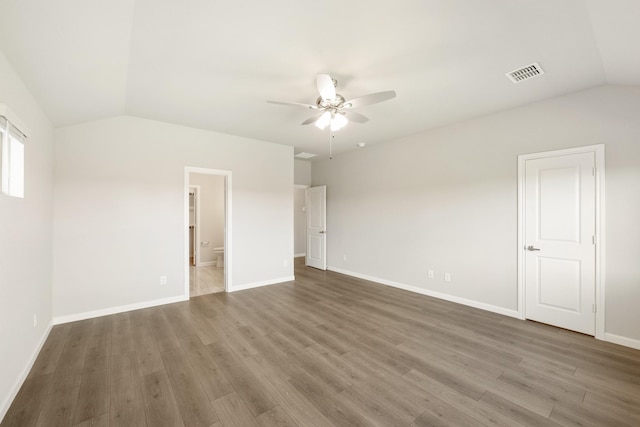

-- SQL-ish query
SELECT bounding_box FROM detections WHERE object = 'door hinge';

[592,235,596,245]
[592,167,596,177]
[592,304,597,313]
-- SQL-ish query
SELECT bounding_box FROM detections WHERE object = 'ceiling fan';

[267,74,396,156]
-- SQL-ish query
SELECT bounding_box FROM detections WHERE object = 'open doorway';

[294,185,308,260]
[185,167,231,297]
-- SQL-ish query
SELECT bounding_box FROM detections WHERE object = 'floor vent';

[506,63,544,83]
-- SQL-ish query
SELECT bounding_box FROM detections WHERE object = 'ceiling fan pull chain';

[329,130,333,160]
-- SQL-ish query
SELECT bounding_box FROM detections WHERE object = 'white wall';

[313,85,640,345]
[53,115,294,320]
[190,173,225,263]
[0,52,54,419]
[294,159,311,186]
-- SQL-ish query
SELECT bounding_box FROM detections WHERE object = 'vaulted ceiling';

[0,0,638,156]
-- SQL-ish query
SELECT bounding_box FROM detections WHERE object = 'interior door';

[306,185,326,270]
[524,152,596,335]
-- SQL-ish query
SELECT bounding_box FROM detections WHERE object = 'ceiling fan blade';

[341,110,369,123]
[316,74,336,101]
[267,100,318,109]
[301,112,326,125]
[344,90,396,108]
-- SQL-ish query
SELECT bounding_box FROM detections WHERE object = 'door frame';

[189,185,201,266]
[184,167,232,295]
[517,144,605,338]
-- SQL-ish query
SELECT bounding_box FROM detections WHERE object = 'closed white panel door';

[306,185,326,270]
[524,153,596,335]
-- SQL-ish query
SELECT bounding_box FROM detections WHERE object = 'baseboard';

[53,295,189,325]
[197,261,217,267]
[230,276,295,293]
[328,266,520,319]
[294,253,306,258]
[0,321,53,422]
[603,332,640,350]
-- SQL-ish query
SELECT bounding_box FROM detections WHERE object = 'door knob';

[526,245,541,251]
[319,230,326,234]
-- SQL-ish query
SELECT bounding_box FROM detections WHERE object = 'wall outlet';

[283,259,288,267]
[343,254,347,262]
[444,273,452,283]
[160,276,167,285]
[33,314,37,328]
[427,269,434,279]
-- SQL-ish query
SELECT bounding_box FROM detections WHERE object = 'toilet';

[213,247,224,268]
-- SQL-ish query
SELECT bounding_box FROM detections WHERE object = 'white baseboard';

[197,261,217,267]
[53,295,188,325]
[0,321,53,422]
[603,332,640,350]
[294,253,306,258]
[229,276,295,293]
[328,266,520,319]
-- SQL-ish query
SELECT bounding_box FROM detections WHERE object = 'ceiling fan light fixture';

[314,111,332,130]
[330,113,348,131]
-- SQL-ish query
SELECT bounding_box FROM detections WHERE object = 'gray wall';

[53,115,294,319]
[313,85,640,344]
[0,52,54,418]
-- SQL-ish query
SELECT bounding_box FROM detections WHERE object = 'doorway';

[294,185,308,259]
[518,145,605,337]
[185,167,232,297]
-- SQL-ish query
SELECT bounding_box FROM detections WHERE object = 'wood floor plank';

[141,370,185,427]
[110,372,147,427]
[111,313,135,356]
[288,372,370,427]
[74,413,109,427]
[35,385,80,427]
[178,334,235,401]
[161,347,219,426]
[211,392,259,427]
[207,341,277,417]
[73,352,110,424]
[131,315,164,376]
[255,406,298,427]
[242,355,335,427]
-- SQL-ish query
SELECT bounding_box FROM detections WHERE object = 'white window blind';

[0,115,26,198]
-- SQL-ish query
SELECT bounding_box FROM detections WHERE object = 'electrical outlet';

[283,259,288,267]
[160,276,167,285]
[427,269,434,279]
[343,254,347,262]
[444,273,452,282]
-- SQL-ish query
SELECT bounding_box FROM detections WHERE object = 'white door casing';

[518,145,605,337]
[306,185,327,270]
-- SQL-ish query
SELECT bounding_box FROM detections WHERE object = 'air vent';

[506,63,544,83]
[294,152,316,159]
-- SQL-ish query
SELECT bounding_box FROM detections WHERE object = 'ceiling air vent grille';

[506,63,544,83]
[294,152,316,159]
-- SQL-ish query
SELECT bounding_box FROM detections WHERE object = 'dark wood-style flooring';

[3,259,640,426]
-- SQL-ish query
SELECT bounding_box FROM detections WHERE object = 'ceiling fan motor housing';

[316,94,346,109]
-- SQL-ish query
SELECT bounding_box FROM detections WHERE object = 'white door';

[524,152,596,335]
[306,185,326,270]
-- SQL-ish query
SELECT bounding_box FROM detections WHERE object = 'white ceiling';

[0,0,638,157]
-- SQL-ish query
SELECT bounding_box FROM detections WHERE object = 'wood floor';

[190,265,224,297]
[3,259,640,426]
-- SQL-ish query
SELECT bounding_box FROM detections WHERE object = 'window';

[0,115,26,198]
